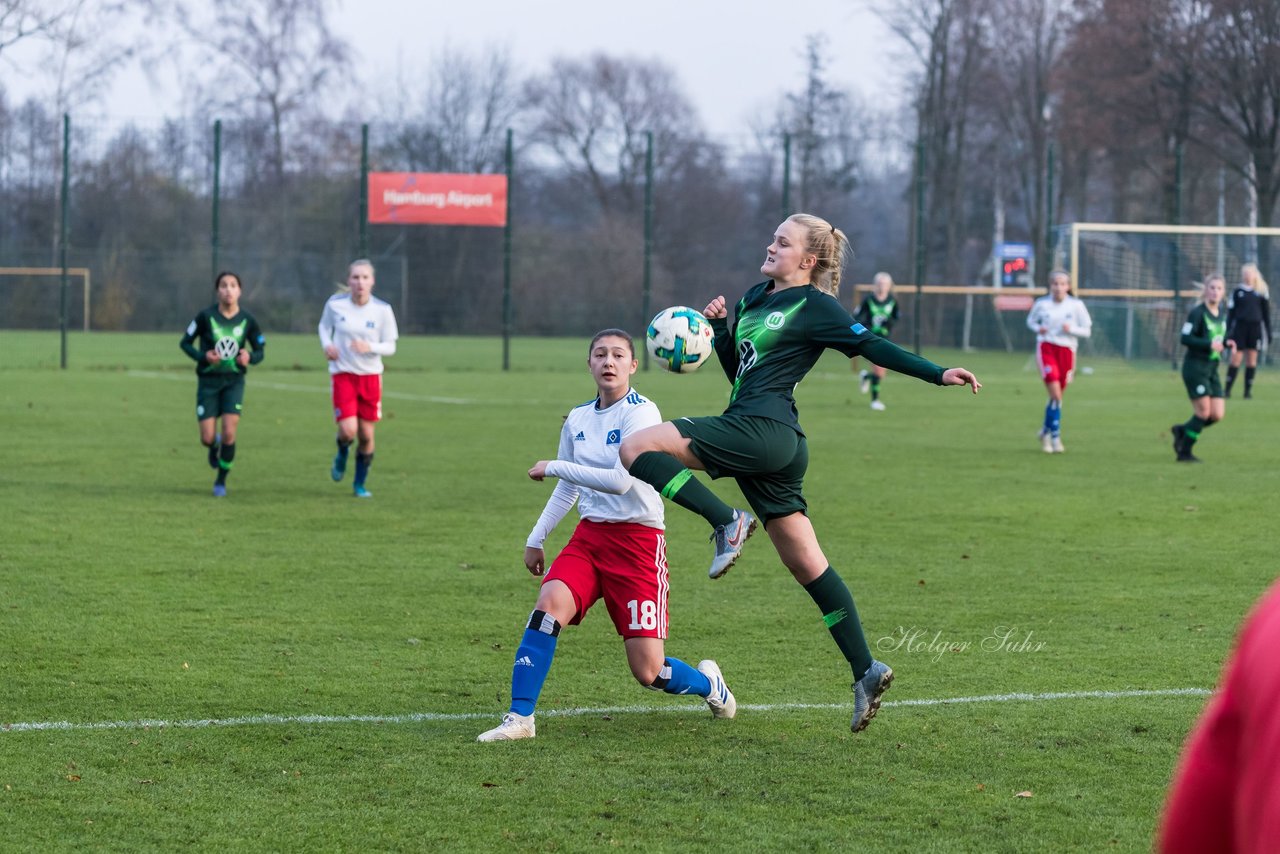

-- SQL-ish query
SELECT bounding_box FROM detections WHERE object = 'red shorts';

[331,373,382,422]
[543,520,669,639]
[1037,342,1076,388]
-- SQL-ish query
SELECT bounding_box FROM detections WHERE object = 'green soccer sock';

[804,566,873,680]
[630,451,735,528]
[1183,415,1207,442]
[216,442,236,485]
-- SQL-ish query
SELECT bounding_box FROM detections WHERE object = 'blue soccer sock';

[1043,399,1061,438]
[647,657,712,697]
[510,610,561,716]
[354,451,373,487]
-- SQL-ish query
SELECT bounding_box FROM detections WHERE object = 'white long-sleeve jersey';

[318,293,399,375]
[1027,295,1092,351]
[525,389,665,548]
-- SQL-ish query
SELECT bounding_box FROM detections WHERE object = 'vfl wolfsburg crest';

[765,311,786,330]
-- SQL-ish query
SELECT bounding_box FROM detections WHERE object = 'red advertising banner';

[367,172,508,226]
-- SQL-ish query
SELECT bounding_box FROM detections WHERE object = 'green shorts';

[1181,359,1223,399]
[673,413,808,523]
[196,373,246,420]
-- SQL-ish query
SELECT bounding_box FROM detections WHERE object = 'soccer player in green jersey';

[180,271,266,496]
[1172,274,1229,462]
[620,212,981,733]
[853,271,900,410]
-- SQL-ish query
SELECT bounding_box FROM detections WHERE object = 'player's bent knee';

[638,659,669,689]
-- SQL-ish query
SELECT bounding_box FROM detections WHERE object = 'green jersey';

[180,306,266,375]
[1181,304,1226,364]
[710,282,945,432]
[855,293,899,336]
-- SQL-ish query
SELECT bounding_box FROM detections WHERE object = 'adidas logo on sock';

[515,655,534,667]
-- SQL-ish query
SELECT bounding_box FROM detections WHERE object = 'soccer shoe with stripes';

[708,509,757,579]
[1051,436,1065,453]
[697,659,737,719]
[476,712,536,742]
[851,659,894,733]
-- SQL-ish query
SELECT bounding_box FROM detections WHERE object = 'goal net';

[1052,224,1280,361]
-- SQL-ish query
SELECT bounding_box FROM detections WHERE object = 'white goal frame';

[1064,223,1280,294]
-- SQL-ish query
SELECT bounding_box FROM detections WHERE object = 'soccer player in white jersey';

[478,329,735,742]
[318,259,399,497]
[1027,269,1092,453]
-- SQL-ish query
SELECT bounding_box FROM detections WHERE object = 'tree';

[773,35,863,216]
[175,0,352,181]
[878,0,992,283]
[381,45,523,174]
[523,53,700,217]
[1197,0,1280,251]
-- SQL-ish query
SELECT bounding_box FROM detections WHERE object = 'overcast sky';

[5,0,903,139]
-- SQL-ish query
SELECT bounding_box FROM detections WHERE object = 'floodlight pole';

[912,137,926,355]
[642,131,653,371]
[781,133,792,220]
[212,119,222,281]
[59,114,70,369]
[502,128,513,372]
[1171,141,1184,370]
[359,124,369,258]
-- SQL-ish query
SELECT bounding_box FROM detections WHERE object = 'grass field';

[1,330,1273,852]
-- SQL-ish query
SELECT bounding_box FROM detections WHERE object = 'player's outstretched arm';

[941,367,981,393]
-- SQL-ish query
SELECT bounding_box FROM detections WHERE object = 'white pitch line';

[1,688,1209,735]
[126,369,543,406]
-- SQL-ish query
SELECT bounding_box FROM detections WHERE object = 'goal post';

[0,266,92,331]
[1053,223,1280,363]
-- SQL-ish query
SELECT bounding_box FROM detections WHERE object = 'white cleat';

[870,400,886,411]
[1040,430,1054,454]
[476,712,536,742]
[859,372,871,394]
[697,660,737,719]
[1051,436,1065,453]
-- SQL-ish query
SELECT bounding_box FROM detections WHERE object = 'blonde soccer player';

[1027,269,1092,453]
[1172,275,1229,462]
[853,272,900,410]
[619,213,980,734]
[1224,262,1271,399]
[318,259,399,498]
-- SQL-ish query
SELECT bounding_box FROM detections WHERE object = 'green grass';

[1,331,1273,852]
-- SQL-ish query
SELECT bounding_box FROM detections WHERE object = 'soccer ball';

[214,337,240,361]
[646,306,715,373]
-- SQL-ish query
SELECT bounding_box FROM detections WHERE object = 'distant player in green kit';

[853,271,900,410]
[620,212,981,733]
[1172,274,1229,463]
[180,271,266,496]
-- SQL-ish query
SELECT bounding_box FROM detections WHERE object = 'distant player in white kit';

[477,329,735,742]
[1027,269,1092,453]
[318,259,399,497]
